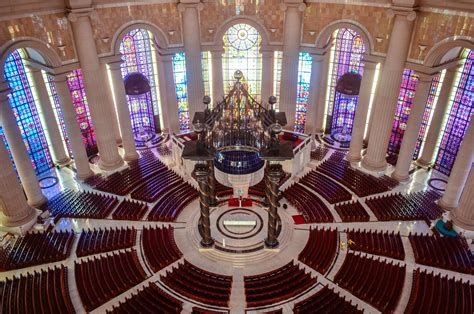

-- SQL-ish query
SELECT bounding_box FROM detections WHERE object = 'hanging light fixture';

[335,72,362,96]
[124,72,151,96]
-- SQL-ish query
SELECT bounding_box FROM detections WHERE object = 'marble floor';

[1,140,473,314]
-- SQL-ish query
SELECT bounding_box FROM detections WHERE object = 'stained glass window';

[272,51,282,111]
[412,72,444,159]
[223,24,262,101]
[325,29,365,136]
[387,69,419,155]
[172,52,190,131]
[119,29,162,134]
[434,50,473,175]
[44,73,72,156]
[4,49,53,175]
[294,52,312,133]
[201,51,213,102]
[66,69,97,156]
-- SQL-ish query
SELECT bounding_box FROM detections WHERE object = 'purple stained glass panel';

[435,50,473,175]
[294,52,312,133]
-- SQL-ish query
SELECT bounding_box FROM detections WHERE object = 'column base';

[450,210,474,231]
[361,156,387,172]
[437,198,457,211]
[98,156,125,171]
[54,157,72,167]
[200,238,214,248]
[75,169,95,181]
[264,238,279,249]
[27,195,47,208]
[346,153,362,163]
[415,158,432,168]
[124,151,140,162]
[0,206,38,230]
[391,171,410,182]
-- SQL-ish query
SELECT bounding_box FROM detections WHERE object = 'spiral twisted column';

[265,163,284,248]
[207,160,218,207]
[193,163,214,247]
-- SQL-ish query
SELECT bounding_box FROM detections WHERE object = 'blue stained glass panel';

[172,52,190,131]
[294,52,312,133]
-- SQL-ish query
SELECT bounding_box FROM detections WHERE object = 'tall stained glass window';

[172,52,190,131]
[272,51,283,111]
[387,69,419,155]
[434,50,473,175]
[4,49,53,175]
[44,73,72,155]
[223,23,262,100]
[201,51,213,101]
[413,72,444,159]
[66,69,97,156]
[326,29,365,136]
[119,29,161,134]
[294,52,312,133]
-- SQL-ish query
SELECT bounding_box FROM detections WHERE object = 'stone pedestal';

[450,167,474,231]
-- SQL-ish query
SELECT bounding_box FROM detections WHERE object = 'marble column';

[211,50,224,104]
[392,73,435,181]
[347,60,379,162]
[67,9,123,170]
[439,116,473,210]
[265,163,284,248]
[107,60,139,161]
[29,67,71,165]
[261,50,274,101]
[178,0,205,119]
[0,82,46,207]
[101,62,122,144]
[157,54,180,133]
[0,137,36,228]
[451,167,474,230]
[279,0,306,129]
[305,53,326,136]
[193,163,214,247]
[51,73,94,180]
[417,66,459,166]
[362,9,417,171]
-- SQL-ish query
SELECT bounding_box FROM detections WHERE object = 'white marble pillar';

[0,137,36,228]
[211,49,224,105]
[29,68,71,165]
[347,60,379,162]
[261,50,274,102]
[417,66,459,166]
[0,82,46,207]
[279,0,306,129]
[67,8,123,170]
[439,116,473,210]
[101,62,122,144]
[305,53,326,136]
[157,54,180,133]
[107,60,139,161]
[362,9,416,171]
[51,73,94,180]
[178,0,205,119]
[451,166,474,230]
[392,73,435,181]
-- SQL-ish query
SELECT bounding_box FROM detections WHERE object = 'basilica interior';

[0,0,473,313]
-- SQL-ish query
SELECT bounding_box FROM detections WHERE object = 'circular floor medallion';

[428,178,448,192]
[38,176,59,189]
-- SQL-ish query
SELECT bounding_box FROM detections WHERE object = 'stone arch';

[424,36,474,67]
[314,19,375,55]
[0,37,62,80]
[111,20,171,55]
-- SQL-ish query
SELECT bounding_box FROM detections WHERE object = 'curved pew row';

[76,227,137,257]
[298,228,338,275]
[142,226,183,272]
[283,183,333,223]
[0,265,75,314]
[0,230,74,271]
[347,229,405,260]
[244,261,317,308]
[75,249,148,312]
[294,286,362,313]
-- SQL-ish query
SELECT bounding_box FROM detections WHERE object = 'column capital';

[177,1,203,12]
[48,72,70,83]
[107,59,125,71]
[67,8,96,23]
[362,58,379,69]
[415,71,437,82]
[387,7,417,21]
[280,1,306,12]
